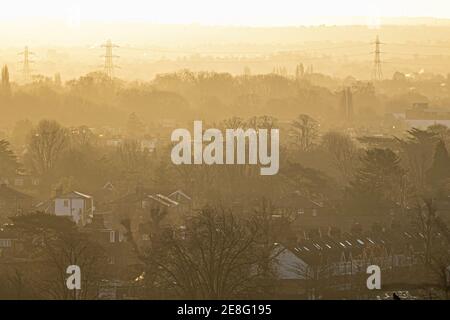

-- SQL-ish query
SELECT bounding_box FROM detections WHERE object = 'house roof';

[283,225,431,267]
[273,244,308,280]
[274,190,324,208]
[147,194,179,207]
[111,186,157,205]
[57,191,92,199]
[168,190,192,202]
[35,200,53,213]
[102,182,116,191]
[35,191,92,213]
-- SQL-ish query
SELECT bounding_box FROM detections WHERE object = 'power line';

[119,43,371,56]
[383,52,450,57]
[91,39,450,77]
[383,60,450,67]
[384,43,450,49]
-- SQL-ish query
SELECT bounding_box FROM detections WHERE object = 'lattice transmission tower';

[18,46,34,83]
[101,39,119,78]
[372,35,383,81]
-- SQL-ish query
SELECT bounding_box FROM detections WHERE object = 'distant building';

[143,192,191,225]
[105,138,123,147]
[0,184,34,220]
[90,182,121,213]
[405,103,450,128]
[112,188,192,245]
[144,194,179,214]
[273,191,325,218]
[36,191,94,226]
[82,214,140,278]
[167,190,192,206]
[140,138,157,152]
[0,175,40,189]
[272,229,423,299]
[104,137,157,152]
[0,227,21,259]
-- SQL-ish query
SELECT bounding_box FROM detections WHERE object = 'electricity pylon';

[18,46,34,83]
[372,35,383,81]
[101,39,119,79]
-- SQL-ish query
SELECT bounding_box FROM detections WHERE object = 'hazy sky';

[1,0,450,26]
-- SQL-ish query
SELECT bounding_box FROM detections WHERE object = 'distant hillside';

[2,18,450,46]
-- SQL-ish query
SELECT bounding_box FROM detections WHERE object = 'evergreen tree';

[126,112,145,138]
[346,148,405,215]
[1,65,11,97]
[427,140,450,194]
[0,140,20,178]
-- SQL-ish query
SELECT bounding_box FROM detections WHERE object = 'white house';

[37,191,94,226]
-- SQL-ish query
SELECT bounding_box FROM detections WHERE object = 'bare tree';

[26,119,69,175]
[221,116,245,130]
[69,125,98,148]
[411,198,450,298]
[123,207,281,299]
[0,268,32,299]
[413,198,437,266]
[116,139,153,190]
[397,128,437,193]
[246,115,278,131]
[10,214,106,300]
[117,139,147,170]
[291,114,318,152]
[428,241,450,299]
[34,232,105,300]
[321,131,360,184]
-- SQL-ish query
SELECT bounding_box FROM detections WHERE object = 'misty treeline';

[0,69,341,126]
[0,105,449,217]
[1,67,450,299]
[1,66,450,129]
[0,66,448,202]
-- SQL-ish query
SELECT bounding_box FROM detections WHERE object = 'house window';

[0,239,12,248]
[109,231,115,243]
[312,209,317,217]
[63,200,69,208]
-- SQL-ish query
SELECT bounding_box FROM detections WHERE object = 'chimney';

[55,186,63,197]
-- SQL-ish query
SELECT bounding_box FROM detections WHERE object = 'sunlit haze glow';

[1,0,450,26]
